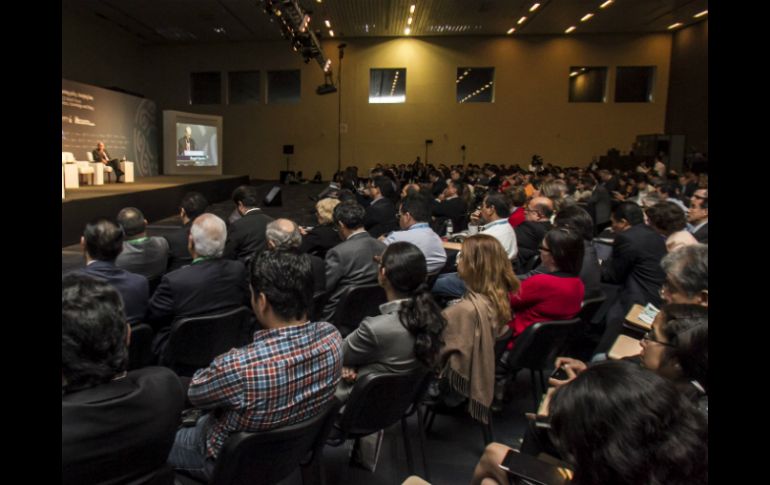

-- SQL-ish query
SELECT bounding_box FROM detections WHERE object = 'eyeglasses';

[642,330,675,347]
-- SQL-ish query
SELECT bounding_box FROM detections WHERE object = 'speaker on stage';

[263,185,282,207]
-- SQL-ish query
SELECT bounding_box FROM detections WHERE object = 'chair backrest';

[331,284,387,337]
[506,318,582,371]
[86,151,94,162]
[210,398,342,485]
[62,152,75,163]
[162,306,256,376]
[578,293,607,326]
[128,323,155,370]
[310,291,329,323]
[337,369,432,437]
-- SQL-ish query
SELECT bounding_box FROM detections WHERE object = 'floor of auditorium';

[62,181,542,484]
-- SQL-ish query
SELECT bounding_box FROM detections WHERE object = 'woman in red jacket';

[509,227,585,341]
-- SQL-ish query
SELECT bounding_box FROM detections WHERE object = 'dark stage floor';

[62,175,246,201]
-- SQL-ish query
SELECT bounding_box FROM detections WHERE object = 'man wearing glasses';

[687,189,708,244]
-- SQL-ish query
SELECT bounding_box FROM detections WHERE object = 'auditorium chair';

[85,151,114,183]
[330,284,387,337]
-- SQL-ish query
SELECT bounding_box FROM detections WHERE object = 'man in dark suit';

[363,176,398,238]
[687,189,708,243]
[223,185,275,264]
[178,126,197,155]
[76,219,149,325]
[515,196,554,266]
[598,169,619,193]
[429,170,447,198]
[62,273,184,485]
[266,218,326,294]
[432,179,468,231]
[92,141,124,181]
[165,191,208,271]
[583,175,611,233]
[323,201,387,321]
[596,202,667,353]
[147,214,250,354]
[115,207,169,281]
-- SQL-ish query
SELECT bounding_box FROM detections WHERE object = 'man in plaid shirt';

[168,250,343,480]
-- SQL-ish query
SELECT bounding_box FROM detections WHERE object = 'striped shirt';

[188,321,343,459]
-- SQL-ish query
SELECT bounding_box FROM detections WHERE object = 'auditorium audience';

[382,193,447,274]
[582,175,611,233]
[439,234,520,425]
[514,196,554,267]
[363,175,399,238]
[115,207,170,281]
[223,185,275,264]
[298,197,341,258]
[266,218,326,293]
[62,273,184,485]
[687,188,708,243]
[147,213,249,355]
[645,201,688,239]
[432,179,469,232]
[76,219,149,325]
[167,250,342,481]
[505,188,527,228]
[322,201,386,321]
[337,242,446,401]
[165,191,208,271]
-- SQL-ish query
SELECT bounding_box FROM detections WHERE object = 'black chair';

[128,323,156,370]
[327,370,434,481]
[563,293,608,359]
[161,307,257,377]
[579,293,607,327]
[330,284,387,337]
[310,291,329,323]
[503,318,582,410]
[176,398,342,485]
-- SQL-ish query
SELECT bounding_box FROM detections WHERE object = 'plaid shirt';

[188,321,342,459]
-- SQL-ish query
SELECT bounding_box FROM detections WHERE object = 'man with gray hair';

[265,218,326,293]
[660,243,708,307]
[147,213,250,355]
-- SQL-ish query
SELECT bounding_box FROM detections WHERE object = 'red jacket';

[508,207,526,228]
[508,273,584,348]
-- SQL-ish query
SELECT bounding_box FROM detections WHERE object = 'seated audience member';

[223,185,275,264]
[660,243,708,306]
[62,274,184,485]
[429,169,448,198]
[401,182,422,199]
[337,242,446,400]
[432,179,469,232]
[506,188,527,228]
[298,197,341,259]
[115,207,170,280]
[666,229,698,253]
[472,360,708,485]
[439,235,520,425]
[363,175,399,238]
[508,228,585,343]
[645,201,687,240]
[165,191,208,271]
[687,188,708,243]
[514,196,554,266]
[168,250,342,481]
[582,175,611,232]
[322,201,387,321]
[382,194,447,274]
[518,205,601,299]
[538,180,568,211]
[76,219,149,325]
[596,202,666,354]
[147,214,249,353]
[655,181,689,212]
[266,218,326,293]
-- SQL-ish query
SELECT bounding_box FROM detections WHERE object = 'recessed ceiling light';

[507,28,515,34]
[570,71,579,77]
[325,20,331,28]
[408,17,413,25]
[530,3,540,12]
[668,22,683,30]
[329,30,334,37]
[581,13,594,22]
[518,16,527,25]
[600,0,614,8]
[404,27,411,35]
[410,5,416,14]
[565,26,576,33]
[694,10,708,18]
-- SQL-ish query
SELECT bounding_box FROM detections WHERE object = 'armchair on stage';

[61,152,134,189]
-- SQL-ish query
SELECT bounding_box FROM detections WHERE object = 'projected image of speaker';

[263,186,282,207]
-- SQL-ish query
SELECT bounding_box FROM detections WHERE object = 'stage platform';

[62,174,250,246]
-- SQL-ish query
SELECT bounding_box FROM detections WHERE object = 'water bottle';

[446,220,454,238]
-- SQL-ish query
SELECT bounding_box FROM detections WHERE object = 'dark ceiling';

[63,0,708,45]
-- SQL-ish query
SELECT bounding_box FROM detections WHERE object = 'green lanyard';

[128,236,150,244]
[192,256,212,265]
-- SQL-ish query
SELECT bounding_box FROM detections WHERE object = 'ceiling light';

[581,13,594,22]
[275,9,282,16]
[507,27,515,34]
[408,17,413,25]
[570,71,579,77]
[410,5,416,14]
[668,22,683,30]
[694,10,708,18]
[600,0,613,8]
[565,26,576,33]
[404,27,411,35]
[329,30,334,37]
[325,20,331,28]
[518,16,527,25]
[530,3,540,12]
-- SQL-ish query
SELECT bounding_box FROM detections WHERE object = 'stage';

[62,174,250,246]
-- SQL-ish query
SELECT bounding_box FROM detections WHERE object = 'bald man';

[147,213,250,356]
[514,196,555,267]
[92,141,125,181]
[178,126,197,155]
[265,218,326,293]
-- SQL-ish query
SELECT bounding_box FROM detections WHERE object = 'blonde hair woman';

[298,198,341,258]
[440,234,520,424]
